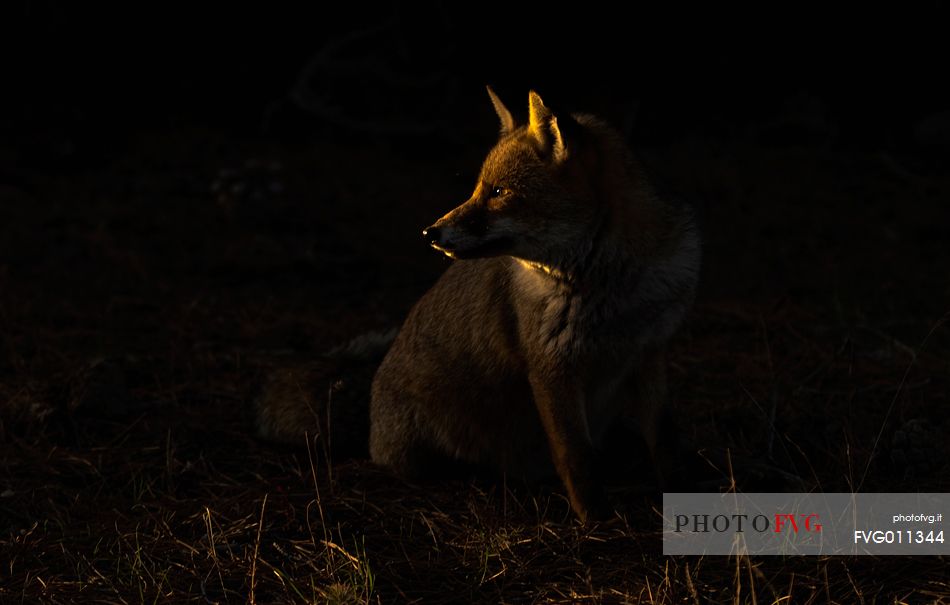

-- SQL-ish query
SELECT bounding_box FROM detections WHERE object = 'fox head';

[423,88,604,265]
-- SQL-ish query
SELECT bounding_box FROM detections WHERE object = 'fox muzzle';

[423,225,456,252]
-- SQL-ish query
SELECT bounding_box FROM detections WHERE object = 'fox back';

[369,89,700,522]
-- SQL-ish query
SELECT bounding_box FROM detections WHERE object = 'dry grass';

[2,126,949,603]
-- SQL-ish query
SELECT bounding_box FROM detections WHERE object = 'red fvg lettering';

[774,513,822,532]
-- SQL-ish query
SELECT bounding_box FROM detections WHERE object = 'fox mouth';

[434,237,514,260]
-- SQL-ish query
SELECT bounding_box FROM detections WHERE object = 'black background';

[5,3,949,149]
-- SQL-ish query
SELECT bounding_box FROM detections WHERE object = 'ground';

[1,116,949,603]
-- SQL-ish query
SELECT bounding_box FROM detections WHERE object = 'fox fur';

[368,89,701,522]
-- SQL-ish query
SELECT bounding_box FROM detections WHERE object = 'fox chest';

[519,284,663,362]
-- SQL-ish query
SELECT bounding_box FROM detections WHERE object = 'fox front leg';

[528,371,610,523]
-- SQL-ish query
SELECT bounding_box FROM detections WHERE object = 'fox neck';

[513,186,674,290]
[515,258,571,281]
[512,206,639,293]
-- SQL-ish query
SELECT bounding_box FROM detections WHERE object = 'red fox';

[369,88,700,522]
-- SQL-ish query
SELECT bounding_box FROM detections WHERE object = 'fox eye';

[490,186,506,198]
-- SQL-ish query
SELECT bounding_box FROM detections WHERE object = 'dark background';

[6,4,949,146]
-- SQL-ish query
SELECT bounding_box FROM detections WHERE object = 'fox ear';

[527,91,567,163]
[486,86,515,135]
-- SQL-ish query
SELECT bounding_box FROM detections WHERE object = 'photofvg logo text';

[663,493,949,555]
[673,512,822,534]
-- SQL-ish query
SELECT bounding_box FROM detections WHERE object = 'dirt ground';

[2,94,949,603]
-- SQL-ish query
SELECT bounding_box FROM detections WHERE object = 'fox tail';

[254,328,397,457]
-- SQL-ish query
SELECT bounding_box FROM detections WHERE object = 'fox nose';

[423,225,456,250]
[422,225,441,244]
